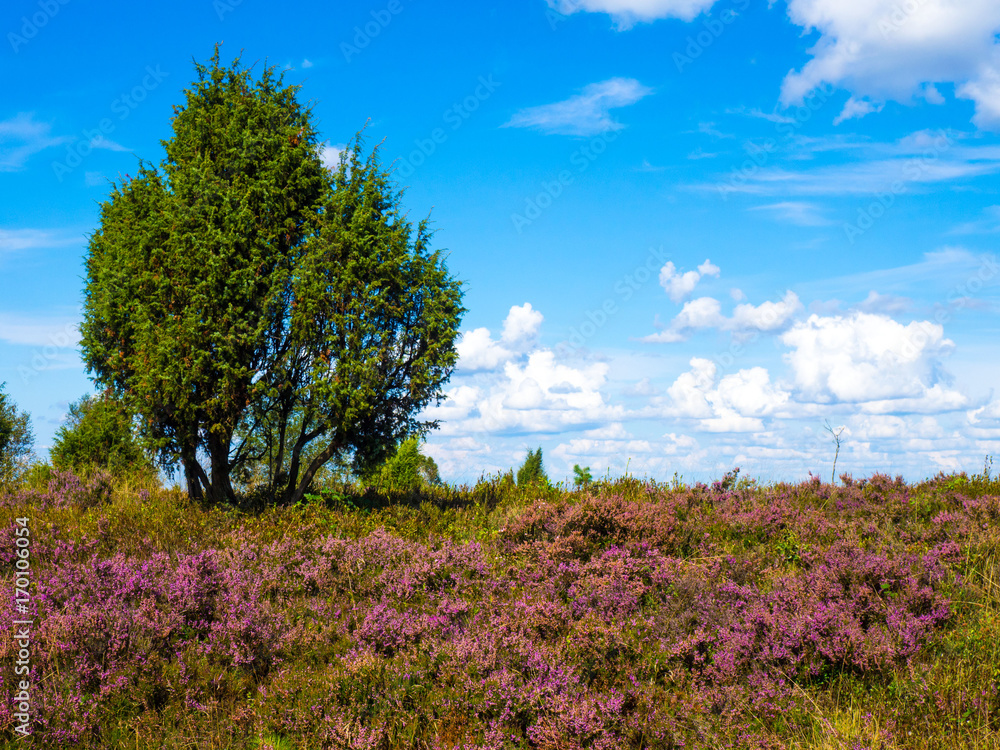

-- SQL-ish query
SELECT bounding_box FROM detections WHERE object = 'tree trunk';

[206,431,235,504]
[287,439,340,505]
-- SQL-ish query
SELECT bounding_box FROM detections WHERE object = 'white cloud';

[705,135,1000,197]
[949,205,1000,235]
[0,113,69,171]
[642,291,802,342]
[0,313,80,347]
[833,97,885,126]
[455,328,513,372]
[658,358,791,432]
[968,399,1000,425]
[320,142,346,170]
[547,0,721,27]
[673,296,726,329]
[0,228,82,255]
[749,201,832,226]
[780,312,966,410]
[850,415,945,441]
[455,304,546,372]
[501,302,543,346]
[853,290,911,314]
[427,349,622,434]
[730,291,803,332]
[658,258,720,303]
[503,78,652,136]
[302,59,314,69]
[780,0,1000,129]
[88,135,128,152]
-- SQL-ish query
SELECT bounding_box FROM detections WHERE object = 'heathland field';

[1,468,999,749]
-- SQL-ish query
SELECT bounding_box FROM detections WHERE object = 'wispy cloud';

[949,205,1000,234]
[0,312,80,347]
[749,201,832,226]
[700,133,1000,196]
[0,113,69,171]
[546,0,721,27]
[833,97,884,125]
[503,78,652,136]
[0,228,84,257]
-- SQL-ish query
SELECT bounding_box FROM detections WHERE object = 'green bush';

[369,437,442,491]
[50,393,152,475]
[0,382,34,489]
[573,464,593,488]
[516,447,549,488]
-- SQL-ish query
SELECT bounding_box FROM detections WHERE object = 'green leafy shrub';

[369,437,442,491]
[573,464,593,488]
[0,382,33,489]
[50,392,152,475]
[517,447,549,488]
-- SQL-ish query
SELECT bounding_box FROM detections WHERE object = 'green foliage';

[50,392,152,475]
[0,382,34,488]
[572,464,592,488]
[368,437,441,491]
[516,447,548,488]
[80,48,464,506]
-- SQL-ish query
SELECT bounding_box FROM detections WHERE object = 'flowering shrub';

[0,470,996,748]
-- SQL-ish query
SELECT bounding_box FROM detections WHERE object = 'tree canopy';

[80,48,464,504]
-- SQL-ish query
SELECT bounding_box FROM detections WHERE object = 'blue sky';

[2,0,999,484]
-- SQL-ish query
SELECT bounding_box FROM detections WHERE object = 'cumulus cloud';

[642,291,802,342]
[427,306,622,434]
[780,0,1000,129]
[658,259,720,303]
[547,0,721,27]
[501,302,543,346]
[503,78,652,136]
[730,291,803,331]
[455,304,546,372]
[456,328,513,372]
[427,350,622,434]
[850,415,945,440]
[780,312,967,411]
[658,357,791,432]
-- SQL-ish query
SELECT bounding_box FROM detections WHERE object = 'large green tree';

[81,49,464,504]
